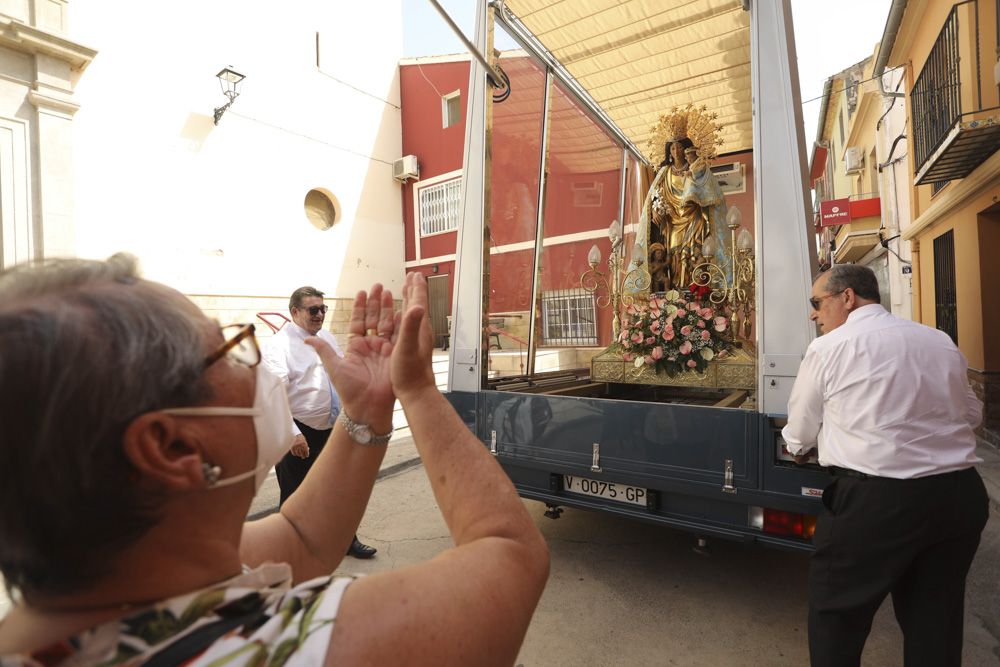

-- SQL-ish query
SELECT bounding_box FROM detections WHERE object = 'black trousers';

[808,466,989,667]
[275,420,331,506]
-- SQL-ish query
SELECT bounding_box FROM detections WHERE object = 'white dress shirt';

[261,322,343,435]
[782,304,982,478]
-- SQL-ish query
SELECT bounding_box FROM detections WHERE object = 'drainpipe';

[873,0,908,98]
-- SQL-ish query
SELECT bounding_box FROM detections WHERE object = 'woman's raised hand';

[390,272,436,402]
[305,283,399,425]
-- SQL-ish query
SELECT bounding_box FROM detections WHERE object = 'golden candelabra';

[690,207,755,340]
[580,220,644,340]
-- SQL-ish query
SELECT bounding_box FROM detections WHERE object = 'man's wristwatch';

[339,410,392,446]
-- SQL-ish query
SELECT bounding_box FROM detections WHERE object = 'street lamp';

[213,67,245,125]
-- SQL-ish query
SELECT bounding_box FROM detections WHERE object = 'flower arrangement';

[617,290,731,376]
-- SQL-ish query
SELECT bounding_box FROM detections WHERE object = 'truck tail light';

[749,506,817,540]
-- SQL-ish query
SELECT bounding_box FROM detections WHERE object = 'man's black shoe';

[347,536,377,559]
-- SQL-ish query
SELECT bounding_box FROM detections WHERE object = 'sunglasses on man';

[809,290,844,310]
[300,305,328,316]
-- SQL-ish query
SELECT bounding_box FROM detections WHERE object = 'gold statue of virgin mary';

[624,105,733,295]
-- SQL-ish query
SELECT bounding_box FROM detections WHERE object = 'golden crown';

[647,104,725,165]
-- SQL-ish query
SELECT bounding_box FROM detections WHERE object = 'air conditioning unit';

[844,147,864,174]
[709,161,745,193]
[571,180,603,207]
[393,155,420,182]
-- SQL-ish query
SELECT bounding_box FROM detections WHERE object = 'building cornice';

[28,87,79,116]
[0,15,96,70]
[901,149,1000,240]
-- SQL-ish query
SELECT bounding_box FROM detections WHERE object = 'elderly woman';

[0,255,549,665]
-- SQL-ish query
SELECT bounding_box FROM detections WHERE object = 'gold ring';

[378,332,389,338]
[365,328,377,336]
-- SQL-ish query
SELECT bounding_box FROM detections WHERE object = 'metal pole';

[427,0,504,88]
[525,68,553,376]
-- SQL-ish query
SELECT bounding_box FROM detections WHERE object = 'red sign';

[819,198,851,227]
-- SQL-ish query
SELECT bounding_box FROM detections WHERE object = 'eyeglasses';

[204,323,260,369]
[809,290,845,311]
[300,305,328,317]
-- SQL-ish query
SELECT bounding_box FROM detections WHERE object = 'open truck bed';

[442,0,831,551]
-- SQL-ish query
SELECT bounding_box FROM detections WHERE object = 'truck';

[439,0,832,552]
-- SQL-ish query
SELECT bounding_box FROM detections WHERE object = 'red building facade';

[400,53,756,353]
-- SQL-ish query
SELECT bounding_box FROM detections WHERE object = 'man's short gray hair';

[0,253,210,597]
[823,264,881,303]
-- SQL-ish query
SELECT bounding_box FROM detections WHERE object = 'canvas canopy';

[502,0,753,159]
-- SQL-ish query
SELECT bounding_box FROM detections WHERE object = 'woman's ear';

[122,413,207,490]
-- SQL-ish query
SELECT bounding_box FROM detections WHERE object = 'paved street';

[337,451,1000,666]
[3,439,997,664]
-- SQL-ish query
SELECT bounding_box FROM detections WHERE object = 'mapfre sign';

[819,198,851,227]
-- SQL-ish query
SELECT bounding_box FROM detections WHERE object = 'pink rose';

[652,346,664,360]
[675,309,687,318]
[689,302,701,311]
[717,350,728,359]
[626,304,639,316]
[697,319,706,328]
[631,331,643,343]
[645,336,656,345]
[701,329,711,341]
[623,352,635,362]
[650,320,662,334]
[679,341,693,355]
[713,316,727,332]
[662,329,675,341]
[644,355,655,365]
[687,359,698,368]
[680,325,692,336]
[650,308,662,319]
[701,308,714,319]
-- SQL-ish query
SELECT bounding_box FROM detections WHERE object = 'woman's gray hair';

[0,253,210,597]
[823,264,881,303]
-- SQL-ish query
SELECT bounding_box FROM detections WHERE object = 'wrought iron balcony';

[910,0,1000,185]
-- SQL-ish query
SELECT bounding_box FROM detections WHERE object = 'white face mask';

[162,364,295,492]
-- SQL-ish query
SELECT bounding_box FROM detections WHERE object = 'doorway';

[933,230,957,343]
[427,274,451,349]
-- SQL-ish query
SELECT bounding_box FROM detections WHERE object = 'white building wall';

[874,66,913,320]
[69,0,404,300]
[0,1,95,269]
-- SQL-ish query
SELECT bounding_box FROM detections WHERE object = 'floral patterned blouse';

[1,563,356,667]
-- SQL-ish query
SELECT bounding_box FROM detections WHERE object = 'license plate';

[563,475,647,506]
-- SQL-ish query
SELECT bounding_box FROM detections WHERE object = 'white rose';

[634,356,645,368]
[700,347,715,361]
[665,290,681,301]
[666,304,678,316]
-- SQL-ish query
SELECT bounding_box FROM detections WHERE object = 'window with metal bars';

[418,178,462,236]
[540,289,597,346]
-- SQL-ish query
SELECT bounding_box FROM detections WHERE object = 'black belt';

[829,466,875,479]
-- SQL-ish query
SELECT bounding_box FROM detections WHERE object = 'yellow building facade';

[810,57,890,304]
[880,0,1000,447]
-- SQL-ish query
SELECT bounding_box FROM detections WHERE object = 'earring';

[202,463,222,487]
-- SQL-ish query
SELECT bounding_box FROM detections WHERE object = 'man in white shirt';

[783,264,988,667]
[262,286,377,559]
